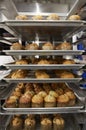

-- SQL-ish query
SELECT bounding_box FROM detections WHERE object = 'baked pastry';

[49,91,58,98]
[10,117,23,130]
[42,42,54,50]
[41,117,52,130]
[25,43,39,50]
[11,91,22,98]
[68,15,81,20]
[56,88,64,96]
[53,116,65,130]
[44,94,56,107]
[15,59,29,65]
[6,96,18,108]
[32,15,43,20]
[35,70,50,79]
[24,117,36,130]
[10,42,23,50]
[19,94,31,108]
[56,41,72,50]
[43,83,51,93]
[38,91,47,98]
[15,15,28,20]
[60,71,75,78]
[57,94,69,107]
[65,91,76,106]
[25,83,34,91]
[33,83,43,94]
[16,83,25,92]
[24,90,35,98]
[11,70,27,79]
[47,14,60,20]
[32,94,43,108]
[38,59,50,64]
[62,59,75,64]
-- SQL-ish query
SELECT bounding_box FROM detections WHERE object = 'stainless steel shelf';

[4,64,85,70]
[4,20,85,40]
[3,50,84,56]
[3,78,82,83]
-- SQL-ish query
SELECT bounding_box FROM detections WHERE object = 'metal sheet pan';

[3,77,82,83]
[2,99,84,113]
[3,50,84,56]
[4,64,85,70]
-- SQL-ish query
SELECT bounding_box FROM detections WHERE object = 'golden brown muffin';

[47,14,60,20]
[65,91,76,106]
[24,90,35,98]
[25,43,39,50]
[32,15,43,20]
[41,117,52,130]
[15,59,29,65]
[10,42,23,50]
[38,59,50,64]
[56,88,64,96]
[60,71,75,78]
[56,41,72,50]
[53,116,65,130]
[44,94,56,107]
[57,94,69,107]
[35,70,50,79]
[24,117,36,130]
[19,94,31,108]
[32,94,43,108]
[42,42,54,50]
[38,91,47,98]
[62,59,75,64]
[49,91,59,98]
[6,96,18,108]
[68,15,81,20]
[25,83,34,91]
[10,117,23,130]
[11,91,22,98]
[11,70,27,79]
[15,15,28,20]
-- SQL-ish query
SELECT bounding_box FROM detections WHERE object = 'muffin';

[24,117,36,130]
[56,41,72,50]
[38,59,50,64]
[38,91,47,98]
[49,91,58,98]
[68,15,81,20]
[65,91,76,106]
[53,116,65,130]
[62,59,75,64]
[42,42,54,50]
[11,91,22,98]
[35,70,50,79]
[15,59,29,65]
[15,15,28,20]
[47,14,60,20]
[25,43,39,50]
[10,42,23,50]
[10,117,23,130]
[43,83,51,93]
[6,96,18,108]
[25,83,34,91]
[32,94,43,108]
[32,15,43,20]
[44,94,56,107]
[56,88,64,96]
[33,83,43,94]
[24,90,35,98]
[60,71,75,78]
[41,117,52,130]
[19,94,31,108]
[57,94,69,107]
[11,70,27,79]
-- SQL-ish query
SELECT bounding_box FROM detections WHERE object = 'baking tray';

[3,77,82,83]
[5,20,84,26]
[4,64,85,70]
[3,50,84,56]
[6,114,80,130]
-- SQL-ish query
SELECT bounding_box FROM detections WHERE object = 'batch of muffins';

[15,13,81,21]
[5,83,76,108]
[9,114,65,130]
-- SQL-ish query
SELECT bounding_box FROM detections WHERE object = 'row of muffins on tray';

[10,114,65,130]
[6,69,75,79]
[15,13,81,21]
[5,83,76,108]
[10,41,72,50]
